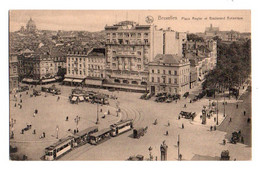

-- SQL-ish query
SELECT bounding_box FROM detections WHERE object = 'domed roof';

[27,18,36,27]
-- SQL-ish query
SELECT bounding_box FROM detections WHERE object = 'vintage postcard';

[9,10,251,161]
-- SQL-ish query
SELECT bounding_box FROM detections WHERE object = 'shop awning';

[63,78,73,82]
[42,78,56,83]
[85,79,102,86]
[55,76,62,80]
[73,79,83,83]
[22,78,39,83]
[72,97,77,101]
[79,96,84,101]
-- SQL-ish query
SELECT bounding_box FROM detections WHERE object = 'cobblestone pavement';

[9,83,251,160]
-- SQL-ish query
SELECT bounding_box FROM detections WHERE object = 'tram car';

[89,128,112,145]
[73,126,98,146]
[110,119,133,137]
[44,136,74,161]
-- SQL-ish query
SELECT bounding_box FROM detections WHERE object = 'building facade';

[9,53,19,91]
[64,48,88,85]
[148,54,190,95]
[104,21,187,91]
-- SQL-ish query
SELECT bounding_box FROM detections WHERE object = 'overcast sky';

[9,10,251,33]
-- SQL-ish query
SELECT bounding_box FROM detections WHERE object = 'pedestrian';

[66,116,69,121]
[182,123,184,129]
[74,129,76,134]
[179,154,182,161]
[108,110,110,115]
[168,121,170,127]
[223,139,226,145]
[21,129,24,134]
[190,100,192,103]
[214,117,216,122]
[20,94,22,98]
[33,129,36,134]
[155,156,158,161]
[236,103,238,109]
[100,108,102,113]
[214,126,216,130]
[35,109,38,114]
[241,136,244,144]
[247,118,251,123]
[154,119,157,125]
[77,128,79,133]
[244,111,246,116]
[33,113,36,117]
[20,99,22,103]
[165,131,169,136]
[26,91,28,95]
[178,116,181,120]
[229,117,232,122]
[175,100,177,103]
[184,104,187,108]
[14,103,16,107]
[20,105,22,109]
[43,132,45,138]
[210,126,213,131]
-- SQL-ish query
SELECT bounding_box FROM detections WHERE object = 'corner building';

[104,21,186,91]
[148,54,190,95]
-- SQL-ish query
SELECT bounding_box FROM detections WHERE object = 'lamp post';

[223,95,225,117]
[56,125,59,139]
[177,134,180,160]
[148,146,153,161]
[96,103,99,124]
[216,100,219,125]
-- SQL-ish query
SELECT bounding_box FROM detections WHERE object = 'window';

[137,33,141,38]
[169,70,171,75]
[174,78,177,84]
[163,77,166,83]
[152,69,154,73]
[80,71,82,75]
[174,70,177,75]
[137,65,141,70]
[138,58,141,63]
[152,77,154,82]
[163,70,166,74]
[158,69,160,74]
[168,78,171,84]
[157,77,160,83]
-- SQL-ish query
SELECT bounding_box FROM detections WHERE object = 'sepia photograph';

[8,9,251,161]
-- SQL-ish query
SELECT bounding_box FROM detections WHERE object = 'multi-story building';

[148,54,190,95]
[18,49,59,84]
[64,48,88,86]
[9,52,19,92]
[85,48,106,87]
[104,21,187,91]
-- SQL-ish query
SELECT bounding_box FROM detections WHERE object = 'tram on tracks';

[44,136,74,161]
[110,119,133,137]
[73,126,98,147]
[89,128,111,145]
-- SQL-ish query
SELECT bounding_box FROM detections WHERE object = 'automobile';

[183,92,189,98]
[127,155,144,161]
[21,86,29,91]
[144,93,152,100]
[33,89,41,96]
[140,93,147,99]
[172,94,181,100]
[179,111,196,119]
[108,88,116,92]
[155,96,167,102]
[155,93,164,97]
[230,131,241,144]
[166,97,173,103]
[220,150,230,160]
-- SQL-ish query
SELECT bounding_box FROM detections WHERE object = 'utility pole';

[216,100,219,125]
[223,95,226,117]
[177,134,180,160]
[96,103,99,124]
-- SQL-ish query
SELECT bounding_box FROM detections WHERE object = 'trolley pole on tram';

[96,103,99,124]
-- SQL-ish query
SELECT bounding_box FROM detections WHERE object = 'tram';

[73,126,98,146]
[89,128,111,145]
[110,119,133,137]
[44,136,74,160]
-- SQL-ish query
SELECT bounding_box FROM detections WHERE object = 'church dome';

[26,18,37,32]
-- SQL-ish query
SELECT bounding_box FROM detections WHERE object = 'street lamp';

[148,146,153,161]
[216,100,219,125]
[177,134,180,160]
[96,103,99,124]
[56,125,59,139]
[223,95,226,117]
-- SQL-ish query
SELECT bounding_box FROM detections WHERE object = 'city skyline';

[9,10,251,33]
